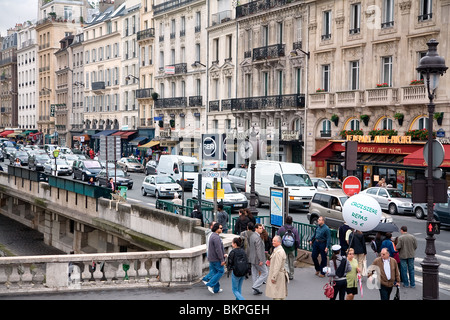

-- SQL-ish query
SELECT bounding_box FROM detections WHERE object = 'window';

[278,70,283,95]
[245,74,252,97]
[382,0,394,28]
[195,44,200,62]
[195,12,201,32]
[419,0,432,21]
[349,119,360,130]
[322,65,330,92]
[381,56,393,86]
[262,25,269,46]
[381,118,393,130]
[350,3,361,34]
[295,68,302,94]
[276,22,283,44]
[418,116,428,130]
[322,11,332,40]
[321,119,331,137]
[417,51,427,80]
[262,72,269,96]
[350,60,359,90]
[64,6,73,21]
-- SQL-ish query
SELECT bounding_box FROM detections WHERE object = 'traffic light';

[427,221,441,235]
[341,141,358,171]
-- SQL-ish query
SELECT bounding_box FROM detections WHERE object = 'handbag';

[393,286,400,300]
[323,281,335,299]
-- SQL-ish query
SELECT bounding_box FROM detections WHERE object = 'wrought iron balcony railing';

[137,28,155,41]
[236,0,290,19]
[154,97,187,109]
[189,96,202,107]
[253,44,285,61]
[91,81,105,91]
[230,94,305,111]
[135,88,154,99]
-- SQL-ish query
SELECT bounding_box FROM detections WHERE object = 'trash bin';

[118,186,128,200]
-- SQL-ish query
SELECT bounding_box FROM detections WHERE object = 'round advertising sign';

[342,194,382,232]
[342,176,362,196]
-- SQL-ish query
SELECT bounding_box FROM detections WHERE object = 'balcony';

[137,28,155,41]
[165,63,187,75]
[366,87,398,106]
[91,81,106,93]
[253,44,285,61]
[400,85,428,105]
[153,0,198,15]
[135,88,155,99]
[154,97,187,109]
[236,0,291,19]
[211,10,232,26]
[189,96,202,107]
[335,90,364,108]
[230,94,305,112]
[209,100,220,112]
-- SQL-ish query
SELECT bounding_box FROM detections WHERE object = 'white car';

[311,177,342,191]
[141,175,182,198]
[43,159,72,176]
[360,187,414,215]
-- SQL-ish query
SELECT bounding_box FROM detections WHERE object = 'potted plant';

[48,12,56,20]
[410,79,424,85]
[360,114,370,126]
[169,119,175,129]
[394,112,404,126]
[158,120,164,128]
[376,83,389,88]
[151,92,159,101]
[331,114,339,126]
[434,112,444,126]
[316,88,326,93]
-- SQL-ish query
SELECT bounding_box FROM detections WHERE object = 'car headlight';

[400,202,411,207]
[86,170,91,175]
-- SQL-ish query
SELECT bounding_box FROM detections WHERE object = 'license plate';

[234,204,243,207]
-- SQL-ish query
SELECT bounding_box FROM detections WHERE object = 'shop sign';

[281,130,299,141]
[346,135,412,144]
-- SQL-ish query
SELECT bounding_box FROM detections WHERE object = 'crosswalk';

[415,249,450,292]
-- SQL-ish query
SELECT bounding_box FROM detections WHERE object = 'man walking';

[248,223,268,295]
[205,223,227,294]
[396,226,417,288]
[309,216,331,277]
[277,216,299,280]
[265,235,289,300]
[368,248,400,300]
[216,204,229,234]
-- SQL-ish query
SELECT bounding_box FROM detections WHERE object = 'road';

[2,162,450,293]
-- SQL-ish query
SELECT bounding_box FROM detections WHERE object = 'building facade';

[0,31,18,128]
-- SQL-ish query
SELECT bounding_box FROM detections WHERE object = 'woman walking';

[226,237,248,300]
[345,248,360,300]
[326,244,352,300]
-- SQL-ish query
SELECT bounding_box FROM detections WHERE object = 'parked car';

[227,167,247,191]
[43,159,71,176]
[141,175,182,198]
[145,160,158,175]
[360,187,414,215]
[96,169,133,189]
[3,147,17,160]
[433,199,450,227]
[413,188,450,219]
[72,160,103,181]
[9,150,29,166]
[117,157,144,173]
[0,150,4,162]
[307,190,393,230]
[311,177,342,191]
[28,153,50,171]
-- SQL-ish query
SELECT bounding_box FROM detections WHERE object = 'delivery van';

[193,176,248,212]
[245,160,316,210]
[156,155,199,190]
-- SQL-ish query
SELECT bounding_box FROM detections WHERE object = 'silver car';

[227,167,247,191]
[117,157,144,173]
[141,175,182,198]
[360,187,413,215]
[311,177,342,191]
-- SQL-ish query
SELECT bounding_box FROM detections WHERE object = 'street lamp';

[416,38,448,300]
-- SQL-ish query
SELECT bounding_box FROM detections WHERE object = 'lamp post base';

[422,235,440,300]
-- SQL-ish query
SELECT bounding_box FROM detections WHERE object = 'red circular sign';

[342,176,362,196]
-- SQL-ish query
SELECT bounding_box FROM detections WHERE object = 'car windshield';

[56,159,67,165]
[126,158,140,163]
[339,196,349,205]
[84,161,102,169]
[183,165,199,172]
[106,170,126,177]
[283,174,313,187]
[327,180,342,188]
[387,189,411,198]
[16,151,28,156]
[36,155,50,161]
[223,182,239,194]
[156,176,176,184]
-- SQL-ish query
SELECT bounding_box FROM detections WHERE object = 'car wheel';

[389,203,398,215]
[415,206,425,219]
[82,173,87,181]
[254,194,262,208]
[141,188,147,196]
[310,215,319,226]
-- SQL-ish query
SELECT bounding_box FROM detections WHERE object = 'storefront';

[311,135,429,192]
[111,131,137,157]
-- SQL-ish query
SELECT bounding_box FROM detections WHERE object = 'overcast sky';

[0,0,38,37]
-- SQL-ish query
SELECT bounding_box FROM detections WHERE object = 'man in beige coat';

[265,235,289,300]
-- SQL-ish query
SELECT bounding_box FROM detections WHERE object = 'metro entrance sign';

[342,176,361,196]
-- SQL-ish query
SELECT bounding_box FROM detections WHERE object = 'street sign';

[269,187,288,228]
[202,134,219,160]
[99,135,121,161]
[342,176,361,196]
[423,140,445,168]
[205,189,224,200]
[427,221,441,235]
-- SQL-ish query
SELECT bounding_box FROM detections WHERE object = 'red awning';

[311,142,342,161]
[403,144,450,167]
[0,130,14,137]
[112,131,136,139]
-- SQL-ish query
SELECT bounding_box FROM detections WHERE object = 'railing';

[153,0,199,15]
[230,94,305,111]
[154,97,187,109]
[253,44,285,61]
[189,96,202,107]
[209,100,220,112]
[211,10,232,26]
[366,87,398,106]
[136,28,155,41]
[135,88,154,99]
[236,0,291,19]
[400,85,427,104]
[91,82,106,91]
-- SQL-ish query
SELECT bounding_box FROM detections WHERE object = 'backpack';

[232,249,249,277]
[370,239,377,253]
[334,258,347,278]
[282,227,296,248]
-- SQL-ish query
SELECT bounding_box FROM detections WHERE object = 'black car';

[72,160,103,181]
[10,150,29,166]
[96,169,133,189]
[145,160,157,175]
[28,153,51,171]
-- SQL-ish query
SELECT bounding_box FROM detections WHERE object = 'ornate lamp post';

[416,39,447,300]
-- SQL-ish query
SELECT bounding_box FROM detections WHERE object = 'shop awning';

[311,142,341,161]
[129,136,148,145]
[0,130,14,137]
[138,140,160,150]
[112,131,137,139]
[7,132,21,138]
[91,130,118,138]
[403,144,450,167]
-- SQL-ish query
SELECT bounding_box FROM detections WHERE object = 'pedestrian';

[381,233,398,259]
[216,204,229,234]
[277,216,299,280]
[244,208,256,225]
[265,235,289,300]
[260,226,273,261]
[309,216,331,277]
[172,192,182,205]
[15,158,21,166]
[349,230,367,276]
[248,223,268,295]
[396,226,418,288]
[191,204,204,227]
[368,248,400,300]
[107,178,115,192]
[234,209,250,235]
[376,177,386,187]
[338,223,352,256]
[204,223,227,294]
[326,244,352,300]
[345,248,360,300]
[88,177,95,185]
[201,221,216,284]
[226,237,248,300]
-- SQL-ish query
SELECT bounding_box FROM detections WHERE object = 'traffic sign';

[202,134,219,160]
[423,140,445,168]
[342,176,361,196]
[427,221,441,235]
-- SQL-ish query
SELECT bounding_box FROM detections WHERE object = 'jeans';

[331,279,347,300]
[202,262,214,283]
[379,285,393,300]
[285,251,295,279]
[400,258,415,287]
[231,272,245,300]
[251,263,268,290]
[311,241,328,275]
[206,261,224,293]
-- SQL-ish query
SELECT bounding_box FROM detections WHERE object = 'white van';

[193,176,248,212]
[156,155,199,190]
[245,160,316,210]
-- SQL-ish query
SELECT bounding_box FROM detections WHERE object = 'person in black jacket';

[234,209,250,235]
[227,237,247,300]
[191,204,204,227]
[349,230,367,276]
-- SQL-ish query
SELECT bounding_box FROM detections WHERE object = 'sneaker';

[318,274,325,278]
[252,288,263,295]
[208,286,215,294]
[202,280,208,285]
